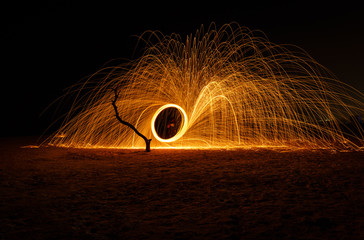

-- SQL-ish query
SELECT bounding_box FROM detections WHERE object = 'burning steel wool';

[49,23,364,149]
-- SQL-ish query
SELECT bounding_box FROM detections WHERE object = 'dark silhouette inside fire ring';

[155,107,183,139]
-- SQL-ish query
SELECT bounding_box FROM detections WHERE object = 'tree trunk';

[111,88,152,152]
[146,139,151,152]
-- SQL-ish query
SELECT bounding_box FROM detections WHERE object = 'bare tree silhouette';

[111,88,151,152]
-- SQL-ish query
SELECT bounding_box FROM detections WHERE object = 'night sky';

[2,1,363,137]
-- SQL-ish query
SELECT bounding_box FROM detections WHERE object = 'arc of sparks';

[47,23,364,150]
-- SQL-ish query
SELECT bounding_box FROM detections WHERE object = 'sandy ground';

[0,137,363,240]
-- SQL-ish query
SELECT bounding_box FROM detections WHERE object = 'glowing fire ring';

[151,104,188,142]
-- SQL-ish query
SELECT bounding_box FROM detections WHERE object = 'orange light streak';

[47,23,364,150]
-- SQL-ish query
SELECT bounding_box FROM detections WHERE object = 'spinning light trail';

[151,104,188,143]
[49,23,364,149]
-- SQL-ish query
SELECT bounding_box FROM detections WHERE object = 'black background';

[2,1,363,137]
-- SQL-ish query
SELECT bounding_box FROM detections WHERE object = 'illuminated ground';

[1,137,363,239]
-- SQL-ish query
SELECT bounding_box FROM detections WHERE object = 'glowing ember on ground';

[48,23,364,150]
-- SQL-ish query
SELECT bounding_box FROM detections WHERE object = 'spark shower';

[49,24,364,149]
